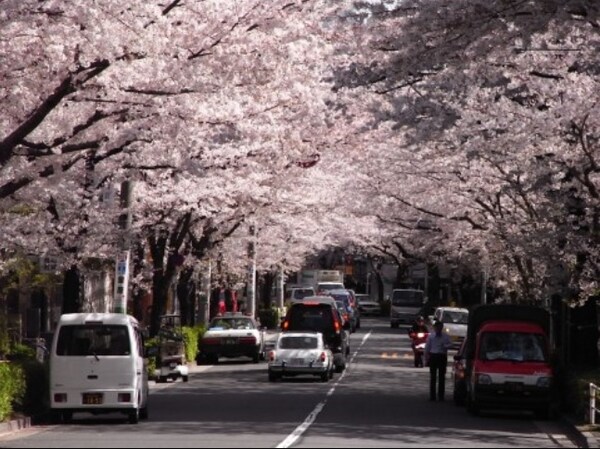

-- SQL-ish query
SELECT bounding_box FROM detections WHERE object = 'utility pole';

[481,267,488,305]
[247,224,256,317]
[114,180,133,314]
[277,265,285,309]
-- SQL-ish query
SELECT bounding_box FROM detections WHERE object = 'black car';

[281,297,350,372]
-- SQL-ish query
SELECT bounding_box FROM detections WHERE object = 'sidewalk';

[0,416,31,437]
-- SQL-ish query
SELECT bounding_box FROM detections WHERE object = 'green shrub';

[14,360,48,418]
[182,326,206,363]
[144,337,160,380]
[0,362,26,422]
[258,307,281,329]
[8,344,36,361]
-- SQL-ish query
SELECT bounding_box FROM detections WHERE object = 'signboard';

[113,250,130,314]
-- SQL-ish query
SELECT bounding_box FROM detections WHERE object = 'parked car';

[268,332,334,382]
[356,294,382,316]
[198,313,265,364]
[281,296,350,372]
[433,307,469,348]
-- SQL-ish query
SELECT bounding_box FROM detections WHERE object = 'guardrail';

[590,383,600,425]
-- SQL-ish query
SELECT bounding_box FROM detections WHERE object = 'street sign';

[113,250,130,314]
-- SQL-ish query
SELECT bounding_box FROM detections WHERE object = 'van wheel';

[128,408,140,424]
[140,405,149,420]
[62,411,73,424]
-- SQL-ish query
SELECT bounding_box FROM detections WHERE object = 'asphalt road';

[0,317,583,448]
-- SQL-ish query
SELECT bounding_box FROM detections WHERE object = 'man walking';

[424,320,452,401]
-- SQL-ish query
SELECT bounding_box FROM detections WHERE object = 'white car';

[198,313,265,364]
[356,295,382,316]
[268,332,334,382]
[432,307,469,348]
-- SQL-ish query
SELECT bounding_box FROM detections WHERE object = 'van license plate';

[82,393,103,405]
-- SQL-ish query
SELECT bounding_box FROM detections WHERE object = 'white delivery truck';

[50,313,149,423]
[390,289,427,328]
[297,269,345,294]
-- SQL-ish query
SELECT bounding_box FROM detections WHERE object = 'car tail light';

[282,320,290,330]
[269,351,276,362]
[118,393,132,403]
[54,393,67,403]
[320,352,326,362]
[334,320,341,333]
[202,337,220,345]
[417,333,425,338]
[239,337,256,345]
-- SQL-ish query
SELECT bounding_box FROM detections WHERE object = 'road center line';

[276,330,372,449]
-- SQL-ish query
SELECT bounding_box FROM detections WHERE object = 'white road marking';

[276,331,372,448]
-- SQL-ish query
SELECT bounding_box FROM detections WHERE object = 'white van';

[50,313,149,423]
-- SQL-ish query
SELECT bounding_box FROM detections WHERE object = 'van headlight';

[536,377,552,388]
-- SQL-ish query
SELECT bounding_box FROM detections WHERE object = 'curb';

[560,413,600,448]
[0,416,32,437]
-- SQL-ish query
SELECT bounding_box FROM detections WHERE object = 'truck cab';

[461,305,556,419]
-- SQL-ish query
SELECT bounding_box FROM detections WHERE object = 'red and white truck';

[461,304,556,418]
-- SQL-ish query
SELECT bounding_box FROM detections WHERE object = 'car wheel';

[182,375,189,382]
[321,372,329,382]
[252,353,260,364]
[391,322,399,329]
[158,376,168,383]
[268,371,279,382]
[128,408,140,424]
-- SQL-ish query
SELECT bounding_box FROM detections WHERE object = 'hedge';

[0,362,25,422]
[182,325,206,363]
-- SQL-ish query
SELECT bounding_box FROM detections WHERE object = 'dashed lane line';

[276,331,372,449]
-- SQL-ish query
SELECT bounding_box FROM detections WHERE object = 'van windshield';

[479,331,547,362]
[392,290,424,307]
[56,325,131,356]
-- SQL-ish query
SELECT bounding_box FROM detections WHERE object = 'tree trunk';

[260,271,275,310]
[177,267,196,326]
[62,265,82,314]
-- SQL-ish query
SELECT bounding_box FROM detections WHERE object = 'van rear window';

[288,304,334,332]
[56,325,131,356]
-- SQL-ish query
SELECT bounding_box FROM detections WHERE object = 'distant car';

[328,289,359,332]
[433,307,469,348]
[268,332,334,382]
[287,287,316,301]
[316,282,345,295]
[198,313,265,364]
[356,294,381,316]
[281,296,349,373]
